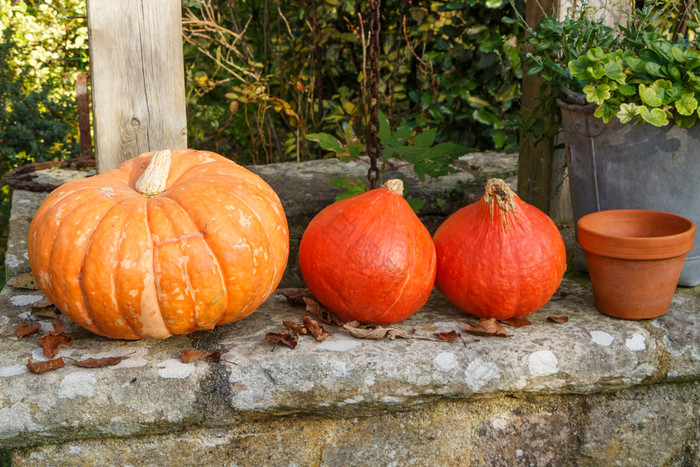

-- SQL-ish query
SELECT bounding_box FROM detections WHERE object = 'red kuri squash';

[433,178,566,320]
[299,179,436,324]
[28,149,289,339]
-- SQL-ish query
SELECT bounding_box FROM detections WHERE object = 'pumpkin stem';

[484,178,517,213]
[381,179,404,196]
[135,149,172,196]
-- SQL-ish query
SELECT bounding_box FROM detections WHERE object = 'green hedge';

[183,0,525,164]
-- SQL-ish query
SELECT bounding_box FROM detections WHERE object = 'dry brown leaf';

[435,330,462,342]
[547,316,569,324]
[502,316,532,327]
[32,299,54,309]
[343,320,414,340]
[303,316,331,342]
[464,318,512,337]
[181,350,221,363]
[71,357,123,368]
[17,323,41,338]
[302,297,345,326]
[36,332,75,358]
[549,290,568,301]
[283,320,307,335]
[265,329,299,350]
[27,357,65,374]
[31,300,59,318]
[276,288,313,306]
[8,272,39,290]
[52,315,65,334]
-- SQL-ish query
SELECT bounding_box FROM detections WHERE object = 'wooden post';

[87,0,187,173]
[517,0,556,213]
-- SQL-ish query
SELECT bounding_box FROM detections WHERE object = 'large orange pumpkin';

[299,180,436,324]
[28,149,289,339]
[433,178,566,320]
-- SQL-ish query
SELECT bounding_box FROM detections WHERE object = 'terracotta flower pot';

[577,209,695,320]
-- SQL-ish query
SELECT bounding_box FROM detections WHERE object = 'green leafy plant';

[569,39,700,127]
[523,0,700,128]
[307,110,469,209]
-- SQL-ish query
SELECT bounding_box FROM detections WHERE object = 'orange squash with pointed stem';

[433,178,566,320]
[28,149,289,339]
[299,179,436,324]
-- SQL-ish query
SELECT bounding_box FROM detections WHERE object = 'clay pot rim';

[578,209,695,260]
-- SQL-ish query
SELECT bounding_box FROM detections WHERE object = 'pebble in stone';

[316,335,361,352]
[590,330,614,346]
[529,350,559,377]
[10,294,44,307]
[156,359,194,379]
[0,364,29,377]
[58,373,97,399]
[433,352,458,372]
[626,333,646,352]
[464,359,500,391]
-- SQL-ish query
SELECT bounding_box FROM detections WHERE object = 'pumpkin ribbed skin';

[28,149,289,339]
[433,179,566,320]
[299,181,436,324]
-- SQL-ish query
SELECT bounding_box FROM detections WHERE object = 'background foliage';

[0,0,87,288]
[183,0,525,164]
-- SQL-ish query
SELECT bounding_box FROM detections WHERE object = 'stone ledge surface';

[1,280,699,460]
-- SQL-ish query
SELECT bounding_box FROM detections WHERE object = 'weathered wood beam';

[87,0,187,172]
[517,0,556,213]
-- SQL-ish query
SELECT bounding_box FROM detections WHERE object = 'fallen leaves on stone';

[180,350,236,365]
[31,299,59,319]
[265,328,300,351]
[8,272,39,290]
[463,318,512,337]
[182,350,220,363]
[547,316,569,324]
[276,287,311,307]
[51,315,65,333]
[303,316,331,342]
[266,315,331,351]
[343,321,415,340]
[16,323,41,338]
[435,330,461,342]
[501,316,532,327]
[27,357,65,374]
[66,356,123,368]
[36,331,75,358]
[276,288,344,325]
[283,320,307,335]
[26,355,126,374]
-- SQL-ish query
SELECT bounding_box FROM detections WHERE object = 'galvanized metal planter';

[559,99,700,287]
